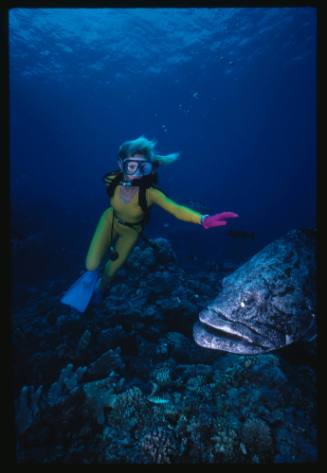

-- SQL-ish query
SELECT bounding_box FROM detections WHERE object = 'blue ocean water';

[10,8,317,464]
[10,7,316,291]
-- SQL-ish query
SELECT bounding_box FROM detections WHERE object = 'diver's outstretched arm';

[201,211,239,229]
[147,188,239,227]
[147,188,202,223]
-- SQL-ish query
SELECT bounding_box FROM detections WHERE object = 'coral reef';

[140,426,180,463]
[12,237,317,463]
[240,417,274,463]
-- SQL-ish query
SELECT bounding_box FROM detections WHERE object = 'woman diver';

[61,136,238,312]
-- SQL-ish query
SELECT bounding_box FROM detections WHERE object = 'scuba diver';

[61,136,239,312]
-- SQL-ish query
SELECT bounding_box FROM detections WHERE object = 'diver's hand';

[201,211,239,229]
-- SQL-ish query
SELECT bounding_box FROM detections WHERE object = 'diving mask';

[120,157,153,177]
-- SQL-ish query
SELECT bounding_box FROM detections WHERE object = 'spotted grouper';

[193,229,317,354]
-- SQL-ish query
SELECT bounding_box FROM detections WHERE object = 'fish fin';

[302,315,317,343]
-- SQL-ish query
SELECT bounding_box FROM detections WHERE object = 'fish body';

[226,230,256,239]
[10,230,43,249]
[147,396,170,404]
[193,229,316,354]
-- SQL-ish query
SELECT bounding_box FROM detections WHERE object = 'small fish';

[193,228,316,354]
[147,395,170,404]
[11,230,42,248]
[225,230,256,239]
[10,230,25,242]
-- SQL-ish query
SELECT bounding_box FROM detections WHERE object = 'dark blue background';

[9,7,316,298]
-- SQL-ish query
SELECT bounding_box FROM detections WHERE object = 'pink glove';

[201,211,239,229]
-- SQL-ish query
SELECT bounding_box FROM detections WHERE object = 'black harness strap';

[103,169,168,218]
[113,211,145,229]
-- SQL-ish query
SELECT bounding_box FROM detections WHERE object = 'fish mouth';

[193,309,275,354]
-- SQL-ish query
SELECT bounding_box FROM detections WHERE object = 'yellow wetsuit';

[85,175,202,283]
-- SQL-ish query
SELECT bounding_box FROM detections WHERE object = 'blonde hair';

[117,135,180,165]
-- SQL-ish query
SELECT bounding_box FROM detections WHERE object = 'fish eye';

[240,295,254,307]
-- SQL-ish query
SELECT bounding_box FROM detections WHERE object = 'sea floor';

[12,239,317,463]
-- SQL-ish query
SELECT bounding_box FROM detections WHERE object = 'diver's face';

[120,154,150,180]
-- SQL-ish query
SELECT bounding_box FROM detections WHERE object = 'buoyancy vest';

[102,169,168,226]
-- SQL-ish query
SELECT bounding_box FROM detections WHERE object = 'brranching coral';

[13,237,317,463]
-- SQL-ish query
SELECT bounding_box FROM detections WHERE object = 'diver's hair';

[117,135,180,166]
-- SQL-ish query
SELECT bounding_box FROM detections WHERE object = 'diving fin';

[90,277,104,307]
[60,270,100,313]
